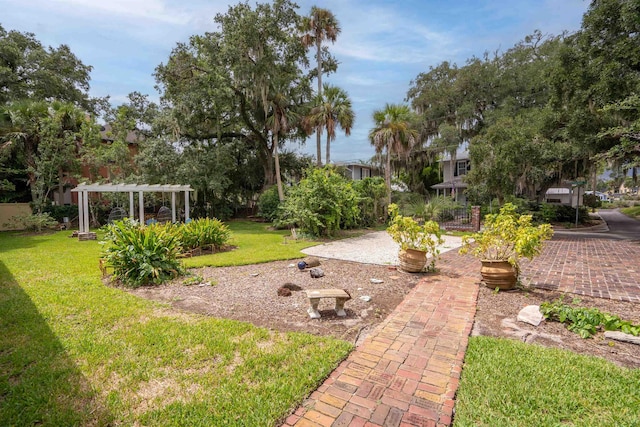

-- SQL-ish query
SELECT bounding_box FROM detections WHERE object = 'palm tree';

[301,7,341,166]
[266,90,299,201]
[306,84,354,165]
[369,104,419,205]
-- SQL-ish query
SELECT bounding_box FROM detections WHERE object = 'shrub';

[41,205,77,222]
[583,193,602,209]
[101,219,184,287]
[276,167,360,237]
[180,218,231,251]
[5,213,58,232]
[352,177,387,227]
[391,191,424,216]
[257,186,282,222]
[547,204,590,223]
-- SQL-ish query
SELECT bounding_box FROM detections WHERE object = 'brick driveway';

[438,236,640,303]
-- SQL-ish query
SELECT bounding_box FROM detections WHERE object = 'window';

[455,160,470,177]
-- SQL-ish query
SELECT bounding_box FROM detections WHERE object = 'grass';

[620,205,640,219]
[183,220,320,268]
[454,336,640,427]
[0,229,351,426]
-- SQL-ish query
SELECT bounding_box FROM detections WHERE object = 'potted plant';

[387,204,444,272]
[459,203,553,289]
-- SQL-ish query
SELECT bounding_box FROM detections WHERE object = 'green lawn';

[620,205,640,219]
[0,226,350,426]
[454,336,640,427]
[183,220,319,268]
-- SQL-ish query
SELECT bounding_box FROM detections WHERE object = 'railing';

[437,207,475,231]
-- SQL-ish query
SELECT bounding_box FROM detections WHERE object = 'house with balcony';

[431,150,470,204]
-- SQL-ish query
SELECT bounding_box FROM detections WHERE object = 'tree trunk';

[316,126,323,167]
[316,37,323,166]
[273,134,285,201]
[58,168,64,206]
[326,131,331,165]
[386,142,392,206]
[259,143,275,189]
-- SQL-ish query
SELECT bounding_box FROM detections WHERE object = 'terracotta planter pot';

[398,249,427,273]
[480,260,517,290]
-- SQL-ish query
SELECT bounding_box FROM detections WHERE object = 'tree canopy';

[407,0,640,202]
[0,24,94,110]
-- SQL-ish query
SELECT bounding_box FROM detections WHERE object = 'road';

[553,208,640,241]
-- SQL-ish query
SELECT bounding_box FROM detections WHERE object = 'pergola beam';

[71,183,194,233]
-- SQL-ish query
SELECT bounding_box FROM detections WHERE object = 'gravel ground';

[301,231,463,265]
[125,230,640,368]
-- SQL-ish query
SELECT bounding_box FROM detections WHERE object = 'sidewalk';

[282,275,479,427]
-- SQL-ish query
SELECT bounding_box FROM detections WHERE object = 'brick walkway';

[282,275,479,427]
[283,234,640,427]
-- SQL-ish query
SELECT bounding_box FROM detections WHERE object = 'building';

[431,150,470,204]
[334,162,381,181]
[544,184,584,206]
[53,124,141,206]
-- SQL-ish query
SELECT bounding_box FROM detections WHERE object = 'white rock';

[517,305,544,327]
[370,279,384,284]
[604,331,640,345]
[359,295,372,302]
[288,263,296,268]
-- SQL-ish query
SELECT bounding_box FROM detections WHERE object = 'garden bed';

[125,259,640,369]
[127,258,425,345]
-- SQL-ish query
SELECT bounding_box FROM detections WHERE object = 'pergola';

[71,183,193,233]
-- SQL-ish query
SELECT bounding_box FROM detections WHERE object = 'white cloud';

[50,0,191,25]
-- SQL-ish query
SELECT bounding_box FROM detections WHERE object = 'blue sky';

[2,0,589,162]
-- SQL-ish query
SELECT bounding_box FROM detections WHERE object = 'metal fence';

[437,208,474,230]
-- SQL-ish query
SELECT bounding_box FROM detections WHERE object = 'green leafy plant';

[182,274,205,286]
[386,203,443,270]
[257,186,282,222]
[540,297,640,338]
[180,218,231,252]
[101,219,185,287]
[352,177,387,227]
[276,167,360,237]
[459,203,553,275]
[4,212,58,232]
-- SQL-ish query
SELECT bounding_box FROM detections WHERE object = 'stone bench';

[305,289,351,319]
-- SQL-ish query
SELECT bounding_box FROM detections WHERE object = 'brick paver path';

[282,275,479,427]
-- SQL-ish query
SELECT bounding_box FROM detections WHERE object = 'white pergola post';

[138,191,144,224]
[72,184,193,233]
[129,192,134,219]
[83,190,89,232]
[184,190,190,221]
[171,192,176,223]
[77,191,85,233]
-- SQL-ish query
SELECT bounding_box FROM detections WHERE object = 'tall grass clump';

[101,219,184,287]
[180,218,231,251]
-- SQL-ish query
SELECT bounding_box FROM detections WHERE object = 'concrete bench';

[305,289,351,319]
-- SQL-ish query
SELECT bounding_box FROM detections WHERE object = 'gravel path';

[301,231,463,265]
